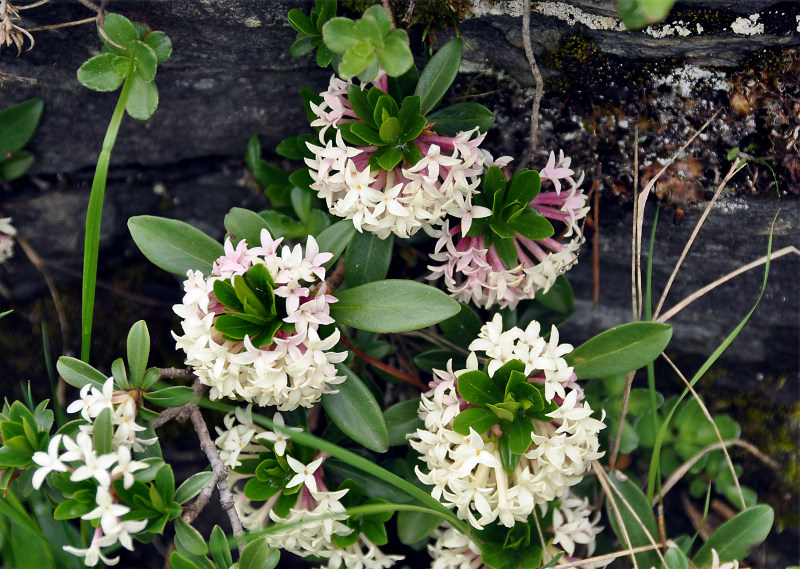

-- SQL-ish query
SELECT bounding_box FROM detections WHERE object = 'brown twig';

[151,375,204,429]
[402,0,416,23]
[189,405,245,552]
[0,71,37,84]
[381,0,395,28]
[182,476,218,524]
[608,370,636,469]
[340,334,427,390]
[520,0,544,168]
[590,176,600,308]
[323,257,346,294]
[27,16,95,31]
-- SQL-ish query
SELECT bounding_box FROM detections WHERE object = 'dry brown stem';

[520,0,544,168]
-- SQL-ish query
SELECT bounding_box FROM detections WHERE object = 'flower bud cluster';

[306,74,511,239]
[410,316,605,530]
[173,231,347,410]
[427,151,590,309]
[215,407,404,569]
[32,378,153,566]
[0,217,16,264]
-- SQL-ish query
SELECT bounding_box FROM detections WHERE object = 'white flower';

[111,445,148,489]
[63,541,119,567]
[286,455,324,493]
[68,433,117,488]
[82,486,130,533]
[31,434,67,489]
[255,412,300,456]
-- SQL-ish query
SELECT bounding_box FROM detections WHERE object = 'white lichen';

[532,2,626,31]
[731,14,764,35]
[469,0,523,18]
[644,20,701,38]
[653,65,730,98]
[796,15,800,32]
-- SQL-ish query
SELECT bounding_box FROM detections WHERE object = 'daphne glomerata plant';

[214,406,404,569]
[428,152,589,309]
[411,315,605,533]
[173,230,346,409]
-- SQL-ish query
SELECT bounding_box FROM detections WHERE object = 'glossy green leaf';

[379,117,402,144]
[438,302,481,349]
[384,399,424,446]
[103,13,137,48]
[0,151,35,181]
[174,518,208,557]
[244,472,291,501]
[209,525,233,569]
[415,37,463,113]
[664,546,690,569]
[565,322,673,379]
[493,236,518,269]
[10,524,56,569]
[125,73,159,120]
[174,471,215,504]
[239,537,280,569]
[349,122,385,146]
[77,53,126,92]
[53,499,94,520]
[693,505,773,568]
[144,386,196,408]
[377,31,413,76]
[507,212,554,241]
[93,407,113,455]
[605,471,661,569]
[536,275,574,313]
[56,356,106,390]
[458,370,502,405]
[259,210,307,239]
[288,8,318,36]
[128,215,223,276]
[332,280,460,333]
[396,508,441,545]
[428,102,494,137]
[169,552,203,569]
[0,98,44,155]
[339,45,375,80]
[413,349,464,375]
[323,364,389,452]
[316,220,357,268]
[144,30,172,61]
[375,146,405,170]
[224,207,271,247]
[345,231,394,287]
[126,320,150,385]
[131,40,157,81]
[452,406,497,435]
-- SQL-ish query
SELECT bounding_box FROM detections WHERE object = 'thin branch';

[340,334,427,390]
[656,246,799,323]
[182,476,218,524]
[634,110,720,320]
[632,124,640,321]
[402,0,416,23]
[151,376,204,429]
[381,0,395,28]
[74,0,100,12]
[552,543,665,569]
[660,353,746,508]
[657,438,779,506]
[592,463,640,569]
[403,329,469,355]
[520,0,544,168]
[652,160,744,321]
[608,370,636,469]
[189,405,245,552]
[27,16,95,31]
[16,0,50,10]
[0,71,37,84]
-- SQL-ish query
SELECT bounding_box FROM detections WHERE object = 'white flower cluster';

[410,316,605,530]
[32,378,152,566]
[173,231,346,410]
[306,74,509,239]
[427,151,590,310]
[215,408,404,569]
[427,492,602,569]
[0,217,17,264]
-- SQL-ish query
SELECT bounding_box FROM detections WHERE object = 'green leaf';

[493,236,519,269]
[693,505,773,568]
[415,37,463,113]
[458,370,503,405]
[339,45,375,80]
[347,84,377,128]
[396,507,440,544]
[174,471,215,504]
[375,146,405,170]
[378,117,402,144]
[617,0,677,29]
[128,215,224,276]
[322,364,389,453]
[506,212,554,241]
[291,186,314,224]
[566,322,673,379]
[126,320,150,385]
[103,13,137,48]
[10,524,56,569]
[331,280,461,333]
[259,210,307,239]
[452,406,498,435]
[535,275,574,313]
[0,151,35,181]
[239,537,280,569]
[316,220,357,269]
[53,499,94,520]
[664,546,690,569]
[125,73,159,120]
[131,40,157,81]
[77,53,126,92]
[224,207,271,248]
[377,30,413,76]
[605,471,661,569]
[345,231,394,288]
[349,122,385,146]
[174,518,208,557]
[144,30,172,61]
[427,102,495,136]
[145,386,196,408]
[438,302,481,349]
[56,356,106,390]
[0,98,44,155]
[91,407,113,455]
[169,552,203,569]
[155,464,176,506]
[209,525,233,569]
[288,8,318,36]
[384,399,424,446]
[322,17,360,52]
[244,474,290,501]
